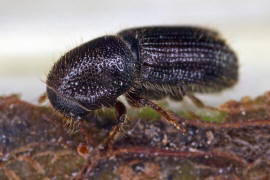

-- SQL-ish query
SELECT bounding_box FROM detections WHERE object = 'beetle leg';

[140,98,186,132]
[76,102,127,179]
[38,92,47,104]
[187,93,220,111]
[126,93,186,133]
[99,100,127,152]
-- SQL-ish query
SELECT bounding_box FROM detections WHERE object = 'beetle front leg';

[99,100,127,152]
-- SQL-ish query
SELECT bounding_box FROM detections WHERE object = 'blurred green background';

[0,0,269,105]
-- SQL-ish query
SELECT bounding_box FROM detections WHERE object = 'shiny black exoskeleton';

[46,26,238,122]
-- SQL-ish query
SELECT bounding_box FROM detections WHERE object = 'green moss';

[177,110,226,123]
[96,108,116,119]
[177,111,194,119]
[199,111,226,123]
[136,107,161,121]
[94,101,226,124]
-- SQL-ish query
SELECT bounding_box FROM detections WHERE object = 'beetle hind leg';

[186,93,220,111]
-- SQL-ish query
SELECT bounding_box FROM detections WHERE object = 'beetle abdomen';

[120,26,238,97]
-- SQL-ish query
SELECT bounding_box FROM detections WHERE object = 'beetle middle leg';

[126,93,186,133]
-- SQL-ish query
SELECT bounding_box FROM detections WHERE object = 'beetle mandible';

[46,26,238,139]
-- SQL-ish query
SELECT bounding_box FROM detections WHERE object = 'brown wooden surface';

[1,92,270,179]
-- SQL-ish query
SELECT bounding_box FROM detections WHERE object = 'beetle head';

[46,36,137,119]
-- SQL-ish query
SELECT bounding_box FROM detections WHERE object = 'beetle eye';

[46,87,89,119]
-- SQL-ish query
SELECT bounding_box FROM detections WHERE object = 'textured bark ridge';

[1,91,270,179]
